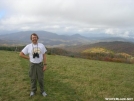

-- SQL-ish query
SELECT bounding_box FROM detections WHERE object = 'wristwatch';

[44,64,47,65]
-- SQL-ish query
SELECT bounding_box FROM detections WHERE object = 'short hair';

[30,33,39,40]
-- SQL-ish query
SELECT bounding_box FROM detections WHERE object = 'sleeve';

[22,45,29,55]
[42,44,47,54]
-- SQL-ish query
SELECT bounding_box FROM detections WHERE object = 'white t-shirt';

[22,43,47,63]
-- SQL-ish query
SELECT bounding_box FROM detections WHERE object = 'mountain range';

[0,30,134,47]
[0,31,91,46]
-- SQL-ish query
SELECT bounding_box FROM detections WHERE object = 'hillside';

[0,50,134,101]
[61,41,134,56]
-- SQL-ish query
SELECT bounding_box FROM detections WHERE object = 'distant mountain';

[0,31,91,46]
[87,37,133,43]
[0,30,134,47]
[0,39,20,45]
[61,41,134,56]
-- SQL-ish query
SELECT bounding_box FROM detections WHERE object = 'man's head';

[31,33,39,44]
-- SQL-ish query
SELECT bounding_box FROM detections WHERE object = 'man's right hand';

[19,52,29,60]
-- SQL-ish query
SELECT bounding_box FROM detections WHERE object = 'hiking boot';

[42,91,47,97]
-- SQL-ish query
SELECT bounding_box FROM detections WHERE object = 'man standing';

[19,33,47,97]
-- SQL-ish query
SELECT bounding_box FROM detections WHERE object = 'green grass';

[0,50,134,101]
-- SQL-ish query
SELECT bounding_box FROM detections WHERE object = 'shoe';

[30,92,35,97]
[42,91,47,97]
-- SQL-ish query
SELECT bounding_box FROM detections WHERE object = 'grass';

[0,50,134,101]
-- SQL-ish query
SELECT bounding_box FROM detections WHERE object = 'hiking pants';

[29,62,44,93]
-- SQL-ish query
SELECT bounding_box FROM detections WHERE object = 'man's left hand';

[43,66,47,71]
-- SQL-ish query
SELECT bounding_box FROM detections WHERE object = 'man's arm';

[19,52,29,60]
[43,54,47,71]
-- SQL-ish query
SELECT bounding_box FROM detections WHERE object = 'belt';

[30,62,43,64]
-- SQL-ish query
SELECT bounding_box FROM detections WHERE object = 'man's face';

[31,35,38,44]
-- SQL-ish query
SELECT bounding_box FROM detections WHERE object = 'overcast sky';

[0,0,134,38]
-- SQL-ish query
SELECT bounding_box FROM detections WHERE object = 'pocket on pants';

[29,63,35,78]
[39,62,43,68]
[38,63,44,78]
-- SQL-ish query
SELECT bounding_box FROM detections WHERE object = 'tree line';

[0,46,25,52]
[0,46,134,64]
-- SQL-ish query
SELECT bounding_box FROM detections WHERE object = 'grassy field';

[0,50,134,101]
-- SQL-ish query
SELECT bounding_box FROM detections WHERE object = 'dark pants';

[29,62,44,93]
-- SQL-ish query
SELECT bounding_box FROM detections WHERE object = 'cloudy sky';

[0,0,134,38]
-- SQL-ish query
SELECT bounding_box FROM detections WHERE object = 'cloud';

[105,28,119,35]
[105,28,130,38]
[0,0,134,37]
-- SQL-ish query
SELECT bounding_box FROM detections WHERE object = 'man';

[19,33,47,97]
